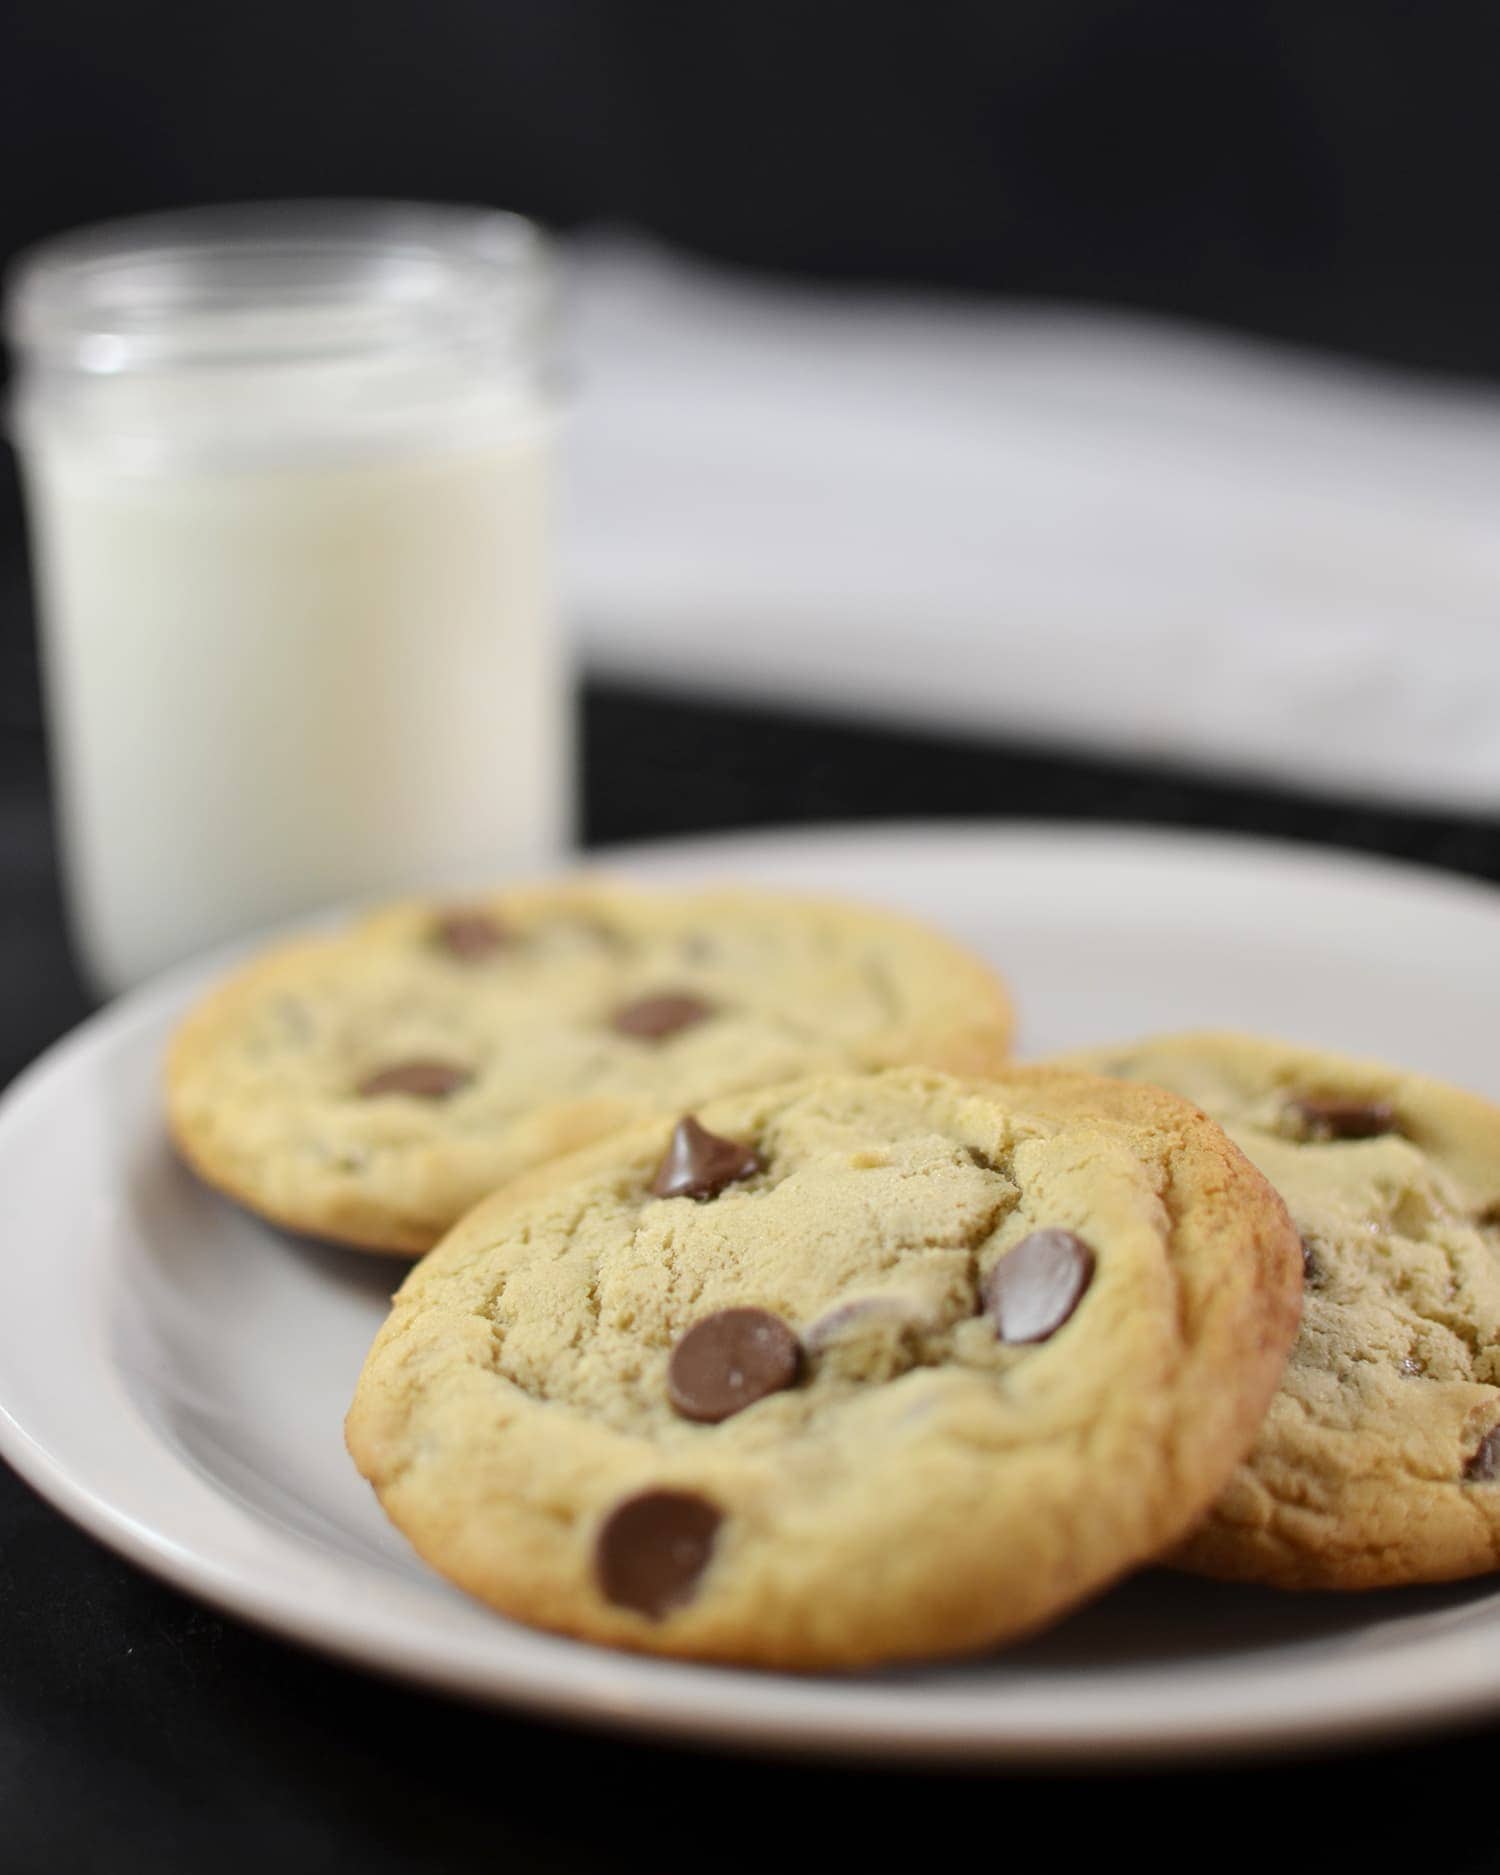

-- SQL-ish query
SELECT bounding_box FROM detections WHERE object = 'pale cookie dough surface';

[1057,1032,1500,1589]
[167,883,1013,1253]
[345,1067,1301,1668]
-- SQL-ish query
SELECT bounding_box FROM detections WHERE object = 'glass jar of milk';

[5,201,567,994]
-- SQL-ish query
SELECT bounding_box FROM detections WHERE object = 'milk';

[23,428,565,991]
[7,204,566,993]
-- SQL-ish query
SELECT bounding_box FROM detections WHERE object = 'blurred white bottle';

[5,202,568,994]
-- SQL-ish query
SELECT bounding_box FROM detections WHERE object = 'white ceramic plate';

[2,822,1499,1765]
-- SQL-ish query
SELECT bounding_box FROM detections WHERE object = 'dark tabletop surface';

[4,575,1500,1870]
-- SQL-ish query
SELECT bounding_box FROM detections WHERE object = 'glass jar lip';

[4,199,549,375]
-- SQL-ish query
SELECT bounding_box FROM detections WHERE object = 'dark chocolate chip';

[668,1308,801,1422]
[982,1229,1096,1343]
[612,992,715,1041]
[357,1059,472,1100]
[1292,1097,1399,1141]
[1300,1236,1321,1283]
[1464,1426,1500,1483]
[432,909,509,961]
[650,1116,762,1201]
[594,1489,722,1618]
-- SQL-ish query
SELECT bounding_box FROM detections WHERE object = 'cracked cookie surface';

[1057,1032,1500,1589]
[345,1067,1300,1667]
[167,883,1012,1254]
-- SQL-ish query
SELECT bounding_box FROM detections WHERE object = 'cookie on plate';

[167,883,1013,1254]
[1055,1032,1500,1590]
[345,1066,1301,1667]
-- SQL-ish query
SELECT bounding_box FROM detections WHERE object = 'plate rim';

[4,817,1500,1766]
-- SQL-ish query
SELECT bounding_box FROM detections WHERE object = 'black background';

[4,1,1500,377]
[4,5,1500,1868]
[6,1,1500,677]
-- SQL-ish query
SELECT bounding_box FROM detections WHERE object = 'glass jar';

[5,200,568,994]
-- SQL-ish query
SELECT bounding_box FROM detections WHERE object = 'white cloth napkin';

[562,236,1500,812]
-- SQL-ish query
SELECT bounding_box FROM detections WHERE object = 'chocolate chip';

[1300,1236,1321,1283]
[1464,1427,1500,1483]
[432,909,509,961]
[595,1489,722,1618]
[982,1229,1096,1343]
[649,1116,762,1200]
[357,1060,472,1099]
[667,1308,801,1422]
[612,992,715,1040]
[1292,1097,1399,1141]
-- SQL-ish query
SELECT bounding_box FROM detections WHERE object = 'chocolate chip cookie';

[1056,1032,1500,1589]
[345,1067,1301,1667]
[167,883,1013,1253]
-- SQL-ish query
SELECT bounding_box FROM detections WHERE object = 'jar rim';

[4,199,549,375]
